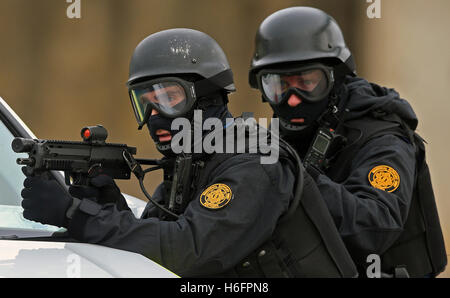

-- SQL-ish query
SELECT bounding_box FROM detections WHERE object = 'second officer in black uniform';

[249,7,447,277]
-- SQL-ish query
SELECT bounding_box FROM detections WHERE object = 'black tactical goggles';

[256,64,334,105]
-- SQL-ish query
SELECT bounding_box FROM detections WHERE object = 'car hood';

[0,239,178,278]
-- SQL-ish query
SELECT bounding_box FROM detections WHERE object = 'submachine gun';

[11,125,179,218]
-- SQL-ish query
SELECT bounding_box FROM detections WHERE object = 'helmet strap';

[196,94,225,110]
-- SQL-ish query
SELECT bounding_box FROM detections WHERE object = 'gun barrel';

[16,157,35,166]
[12,138,36,153]
[11,126,145,185]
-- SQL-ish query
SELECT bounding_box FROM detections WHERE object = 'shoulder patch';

[368,165,400,193]
[199,183,233,210]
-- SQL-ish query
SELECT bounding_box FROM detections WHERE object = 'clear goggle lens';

[260,68,332,104]
[130,81,189,123]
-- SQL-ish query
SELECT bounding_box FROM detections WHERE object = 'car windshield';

[0,117,62,237]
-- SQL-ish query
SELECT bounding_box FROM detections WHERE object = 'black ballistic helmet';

[249,7,355,88]
[128,28,235,92]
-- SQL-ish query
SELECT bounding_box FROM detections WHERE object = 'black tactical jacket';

[67,140,295,276]
[308,77,424,273]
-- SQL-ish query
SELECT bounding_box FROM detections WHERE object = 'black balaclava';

[147,92,231,157]
[272,95,331,128]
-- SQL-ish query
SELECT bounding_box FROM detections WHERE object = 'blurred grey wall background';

[0,0,449,276]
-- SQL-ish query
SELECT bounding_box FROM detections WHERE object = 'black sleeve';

[315,134,416,261]
[67,154,294,277]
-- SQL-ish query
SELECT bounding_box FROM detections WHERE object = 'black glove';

[21,176,74,228]
[69,175,130,211]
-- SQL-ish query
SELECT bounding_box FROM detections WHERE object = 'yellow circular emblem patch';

[368,165,400,193]
[199,183,233,210]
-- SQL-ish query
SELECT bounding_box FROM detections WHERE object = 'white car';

[0,96,178,278]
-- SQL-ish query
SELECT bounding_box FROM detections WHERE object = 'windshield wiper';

[0,227,55,240]
[0,229,76,242]
[0,234,20,240]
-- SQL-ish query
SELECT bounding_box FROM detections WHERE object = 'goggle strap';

[196,96,224,110]
[194,69,233,98]
[137,105,152,130]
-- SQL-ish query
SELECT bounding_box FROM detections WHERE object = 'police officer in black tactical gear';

[20,28,357,277]
[249,7,447,278]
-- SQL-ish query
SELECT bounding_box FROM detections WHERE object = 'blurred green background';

[0,0,449,276]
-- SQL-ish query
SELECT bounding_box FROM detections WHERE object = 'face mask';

[147,114,178,144]
[147,103,229,157]
[270,94,330,128]
[147,100,194,145]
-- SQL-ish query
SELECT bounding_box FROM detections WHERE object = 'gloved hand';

[69,175,130,211]
[21,176,73,228]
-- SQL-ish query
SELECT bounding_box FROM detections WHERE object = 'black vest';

[194,143,358,278]
[326,111,447,277]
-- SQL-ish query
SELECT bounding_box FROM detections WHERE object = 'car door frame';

[0,96,68,188]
